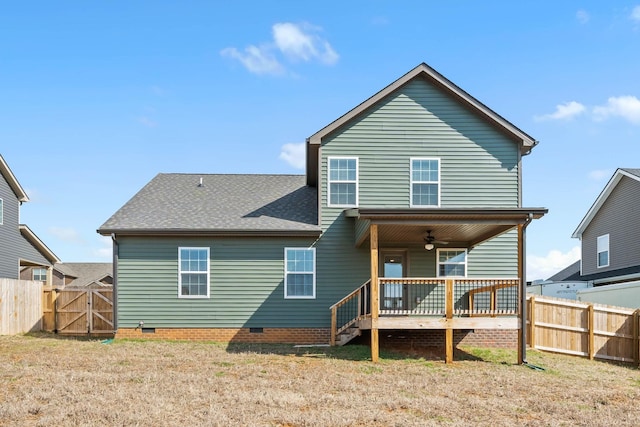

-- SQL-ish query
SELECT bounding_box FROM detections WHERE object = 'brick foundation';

[116,327,331,344]
[375,329,518,350]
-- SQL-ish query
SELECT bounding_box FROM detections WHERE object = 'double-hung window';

[178,247,210,298]
[328,157,358,207]
[437,249,467,277]
[284,248,316,299]
[597,234,609,268]
[410,158,440,207]
[32,268,47,281]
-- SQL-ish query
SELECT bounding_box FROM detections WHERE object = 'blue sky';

[2,2,639,281]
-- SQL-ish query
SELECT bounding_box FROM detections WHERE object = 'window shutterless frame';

[327,156,358,207]
[436,248,467,278]
[178,247,210,298]
[597,234,609,268]
[284,247,316,299]
[410,157,440,207]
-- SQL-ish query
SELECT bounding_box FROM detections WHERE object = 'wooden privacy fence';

[526,294,639,364]
[0,278,43,334]
[43,287,114,336]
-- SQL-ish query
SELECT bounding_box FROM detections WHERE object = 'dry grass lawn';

[1,334,640,426]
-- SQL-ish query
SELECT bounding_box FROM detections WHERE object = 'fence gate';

[54,289,114,335]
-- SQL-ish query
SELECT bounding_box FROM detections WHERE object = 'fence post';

[588,304,595,360]
[634,309,640,366]
[529,295,536,349]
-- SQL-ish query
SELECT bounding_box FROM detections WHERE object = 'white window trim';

[178,247,210,299]
[284,247,316,299]
[32,268,47,281]
[327,156,359,208]
[597,234,610,268]
[436,248,467,278]
[410,157,441,208]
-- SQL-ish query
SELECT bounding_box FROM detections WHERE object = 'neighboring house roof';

[0,154,29,202]
[19,224,61,264]
[305,62,538,185]
[548,262,640,285]
[546,260,581,282]
[55,262,113,287]
[572,168,640,238]
[98,174,320,236]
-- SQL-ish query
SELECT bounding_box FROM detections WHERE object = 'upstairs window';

[597,234,609,268]
[437,249,467,277]
[411,158,440,207]
[32,268,47,281]
[284,248,316,299]
[178,247,210,298]
[328,157,358,207]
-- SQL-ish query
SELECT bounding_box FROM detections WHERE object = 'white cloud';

[527,246,581,281]
[272,23,338,65]
[279,142,306,169]
[588,169,611,181]
[576,9,590,24]
[137,116,157,128]
[631,5,640,22]
[592,96,640,124]
[49,226,85,244]
[221,22,338,75]
[92,236,113,260]
[220,45,285,76]
[534,101,586,121]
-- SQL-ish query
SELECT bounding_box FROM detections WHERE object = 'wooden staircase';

[330,280,370,346]
[335,324,362,346]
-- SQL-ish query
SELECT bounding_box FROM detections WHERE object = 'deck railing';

[379,278,519,316]
[329,279,370,345]
[330,278,520,344]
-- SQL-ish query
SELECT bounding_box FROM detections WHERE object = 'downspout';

[111,233,119,334]
[520,213,533,364]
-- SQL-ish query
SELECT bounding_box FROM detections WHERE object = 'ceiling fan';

[424,230,448,250]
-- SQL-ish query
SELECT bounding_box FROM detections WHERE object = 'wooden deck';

[330,277,520,346]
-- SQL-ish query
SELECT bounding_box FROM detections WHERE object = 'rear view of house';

[99,63,546,362]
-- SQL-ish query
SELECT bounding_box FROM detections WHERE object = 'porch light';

[424,243,434,251]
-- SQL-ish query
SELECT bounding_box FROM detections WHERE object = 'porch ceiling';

[349,207,547,248]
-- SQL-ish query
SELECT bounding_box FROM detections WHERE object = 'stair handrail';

[329,279,371,310]
[330,279,371,345]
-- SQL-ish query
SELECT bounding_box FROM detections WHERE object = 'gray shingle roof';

[55,262,113,287]
[98,174,320,234]
[620,168,640,178]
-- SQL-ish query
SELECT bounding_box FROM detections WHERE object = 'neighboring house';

[21,262,113,288]
[0,154,60,281]
[98,63,546,362]
[553,169,640,286]
[542,168,640,308]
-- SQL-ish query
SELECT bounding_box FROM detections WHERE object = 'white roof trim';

[0,154,29,202]
[572,169,640,238]
[19,224,61,264]
[307,63,537,154]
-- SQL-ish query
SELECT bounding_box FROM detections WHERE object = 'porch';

[329,208,547,364]
[330,277,520,361]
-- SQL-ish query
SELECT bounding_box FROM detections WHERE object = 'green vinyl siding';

[318,77,520,294]
[320,78,520,210]
[117,236,335,329]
